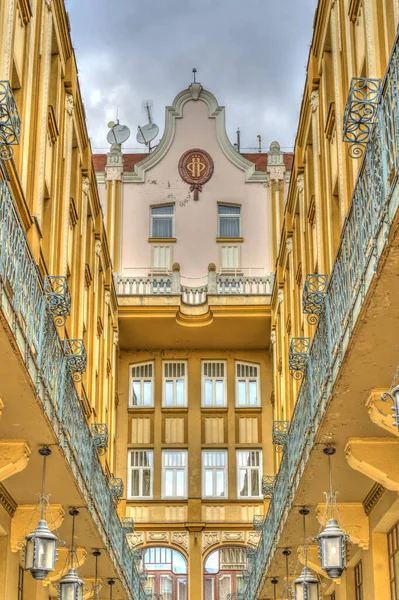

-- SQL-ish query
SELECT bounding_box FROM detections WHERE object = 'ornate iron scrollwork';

[246,547,257,565]
[132,548,142,565]
[302,274,328,325]
[343,77,381,158]
[262,475,276,500]
[139,567,148,581]
[63,339,87,382]
[0,81,21,160]
[109,477,124,502]
[90,423,109,455]
[272,421,289,452]
[44,276,71,326]
[121,517,134,534]
[289,338,310,379]
[253,515,265,531]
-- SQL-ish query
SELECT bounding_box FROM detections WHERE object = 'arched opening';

[143,546,188,600]
[204,546,248,600]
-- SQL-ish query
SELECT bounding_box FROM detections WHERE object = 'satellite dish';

[106,123,131,145]
[136,123,159,144]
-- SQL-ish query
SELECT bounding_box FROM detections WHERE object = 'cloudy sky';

[66,0,318,154]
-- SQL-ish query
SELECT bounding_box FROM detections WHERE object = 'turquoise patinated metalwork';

[302,274,328,325]
[272,421,289,452]
[243,29,399,600]
[262,475,276,500]
[0,81,21,160]
[343,77,381,158]
[91,423,109,455]
[288,338,310,380]
[44,276,71,327]
[0,180,146,599]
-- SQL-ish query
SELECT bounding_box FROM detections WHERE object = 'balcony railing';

[115,269,274,305]
[244,27,399,600]
[0,179,145,600]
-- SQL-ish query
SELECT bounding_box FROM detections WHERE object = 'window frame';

[162,450,188,499]
[150,204,175,239]
[129,361,155,408]
[202,450,228,499]
[162,360,188,408]
[388,521,399,600]
[127,449,154,500]
[354,560,363,600]
[218,203,241,238]
[201,360,227,408]
[236,449,263,499]
[235,361,261,408]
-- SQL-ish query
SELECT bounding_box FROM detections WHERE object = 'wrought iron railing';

[302,274,328,325]
[243,27,399,600]
[343,77,381,158]
[0,179,146,600]
[0,81,21,160]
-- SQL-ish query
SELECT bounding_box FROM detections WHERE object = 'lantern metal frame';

[24,447,62,580]
[107,579,115,600]
[381,384,399,429]
[294,508,319,600]
[271,577,278,600]
[59,508,84,600]
[315,447,349,579]
[92,549,102,600]
[282,548,292,599]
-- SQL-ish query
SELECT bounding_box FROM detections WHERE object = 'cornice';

[128,84,266,183]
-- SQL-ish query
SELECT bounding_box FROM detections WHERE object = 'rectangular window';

[128,450,153,499]
[162,450,188,498]
[388,522,399,600]
[236,362,260,407]
[220,245,240,271]
[163,361,188,407]
[236,450,262,498]
[151,245,172,272]
[218,204,241,238]
[355,561,363,600]
[203,451,228,498]
[129,362,154,407]
[151,205,174,238]
[202,361,227,407]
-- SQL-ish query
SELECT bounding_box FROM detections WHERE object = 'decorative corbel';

[316,502,369,550]
[345,438,399,492]
[0,440,31,482]
[366,388,399,437]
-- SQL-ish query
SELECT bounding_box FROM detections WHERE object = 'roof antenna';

[192,67,197,83]
[234,128,241,153]
[257,134,262,153]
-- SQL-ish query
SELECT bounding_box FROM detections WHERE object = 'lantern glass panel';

[60,582,77,600]
[77,581,84,600]
[294,582,304,600]
[322,536,342,568]
[307,581,319,600]
[37,538,56,569]
[25,538,34,570]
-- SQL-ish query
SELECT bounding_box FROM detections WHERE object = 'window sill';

[128,407,155,413]
[216,237,244,243]
[235,406,262,412]
[148,237,177,243]
[201,406,228,412]
[161,407,189,413]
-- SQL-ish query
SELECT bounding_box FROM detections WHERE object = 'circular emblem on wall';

[178,148,214,200]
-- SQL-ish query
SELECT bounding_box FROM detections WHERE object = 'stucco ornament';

[113,331,119,346]
[286,237,293,254]
[202,531,220,552]
[277,288,284,304]
[127,532,144,547]
[65,93,74,116]
[95,240,102,256]
[271,330,276,345]
[147,531,169,543]
[178,148,214,201]
[296,174,304,193]
[247,531,261,546]
[82,177,90,195]
[310,90,319,112]
[222,531,245,542]
[171,531,189,552]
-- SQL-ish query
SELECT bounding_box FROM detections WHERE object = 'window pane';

[216,470,225,497]
[204,379,213,405]
[152,217,172,238]
[176,470,185,497]
[142,469,151,497]
[143,381,152,405]
[152,205,174,215]
[132,381,141,405]
[165,470,173,497]
[205,470,213,496]
[251,469,260,496]
[204,579,214,600]
[178,579,188,600]
[220,217,240,238]
[165,381,174,406]
[249,381,257,405]
[238,381,246,406]
[215,380,224,405]
[176,380,185,406]
[131,470,140,496]
[239,470,248,497]
[218,205,241,215]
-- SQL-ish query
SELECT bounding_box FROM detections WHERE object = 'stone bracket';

[366,388,399,437]
[345,437,399,492]
[0,440,31,482]
[316,502,369,549]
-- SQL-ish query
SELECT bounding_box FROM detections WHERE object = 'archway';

[204,546,248,600]
[143,546,188,600]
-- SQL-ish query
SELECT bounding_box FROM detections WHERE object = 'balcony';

[0,178,145,599]
[244,28,399,600]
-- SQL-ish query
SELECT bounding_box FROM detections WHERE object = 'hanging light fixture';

[93,550,102,599]
[294,508,319,600]
[59,508,84,600]
[271,577,278,600]
[282,548,291,599]
[316,447,349,578]
[108,579,115,600]
[25,447,58,580]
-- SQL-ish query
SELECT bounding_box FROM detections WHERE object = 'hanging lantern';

[108,579,115,600]
[316,447,348,578]
[271,577,278,600]
[294,508,319,600]
[92,549,102,599]
[25,447,58,580]
[294,567,319,600]
[59,509,84,600]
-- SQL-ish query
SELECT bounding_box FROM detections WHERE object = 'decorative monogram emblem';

[178,148,214,200]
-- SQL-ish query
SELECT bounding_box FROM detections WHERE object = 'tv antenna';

[106,116,131,146]
[136,100,159,153]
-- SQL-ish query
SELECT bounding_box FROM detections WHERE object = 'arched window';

[204,546,248,600]
[143,547,187,600]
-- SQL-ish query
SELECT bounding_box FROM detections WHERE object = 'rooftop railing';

[244,27,399,600]
[0,176,145,600]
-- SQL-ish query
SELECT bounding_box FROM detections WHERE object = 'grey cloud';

[67,0,318,152]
